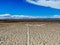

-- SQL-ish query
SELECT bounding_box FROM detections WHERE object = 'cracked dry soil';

[0,22,60,45]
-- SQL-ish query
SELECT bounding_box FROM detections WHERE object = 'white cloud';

[0,14,10,17]
[26,0,60,9]
[51,15,60,18]
[0,14,60,19]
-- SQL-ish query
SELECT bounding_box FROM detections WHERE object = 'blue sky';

[0,0,60,17]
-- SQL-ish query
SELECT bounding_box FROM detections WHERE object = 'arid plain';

[0,22,60,45]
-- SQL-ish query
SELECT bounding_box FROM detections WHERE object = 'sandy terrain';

[0,22,60,45]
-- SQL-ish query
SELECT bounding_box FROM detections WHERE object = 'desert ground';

[0,22,60,45]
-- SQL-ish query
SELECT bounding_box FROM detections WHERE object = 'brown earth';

[0,22,60,45]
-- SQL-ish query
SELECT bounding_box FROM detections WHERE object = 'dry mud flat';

[0,22,60,45]
[0,22,27,45]
[29,22,60,45]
